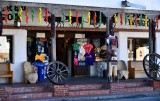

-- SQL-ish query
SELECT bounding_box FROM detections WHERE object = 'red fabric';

[83,44,93,54]
[76,11,79,25]
[26,8,29,24]
[120,13,123,25]
[45,8,49,23]
[93,12,97,24]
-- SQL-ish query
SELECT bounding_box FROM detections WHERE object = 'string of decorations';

[31,8,35,22]
[5,6,8,23]
[19,7,23,22]
[93,11,96,25]
[134,14,138,27]
[99,12,102,26]
[76,11,79,26]
[120,13,123,26]
[11,6,15,20]
[45,8,49,23]
[38,8,42,23]
[26,8,29,24]
[69,10,72,25]
[87,11,90,25]
[81,11,84,27]
[129,14,133,28]
[144,15,148,28]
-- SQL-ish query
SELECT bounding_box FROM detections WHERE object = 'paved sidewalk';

[15,90,160,101]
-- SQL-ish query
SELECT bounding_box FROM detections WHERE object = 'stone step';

[69,89,110,96]
[8,92,53,100]
[124,82,149,87]
[69,84,109,91]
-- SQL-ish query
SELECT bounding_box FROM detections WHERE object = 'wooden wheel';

[143,53,160,80]
[45,61,71,84]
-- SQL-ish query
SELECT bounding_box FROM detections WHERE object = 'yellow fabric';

[35,54,45,62]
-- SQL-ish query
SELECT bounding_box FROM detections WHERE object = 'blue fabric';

[84,53,94,65]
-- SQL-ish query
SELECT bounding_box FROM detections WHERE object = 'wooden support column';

[50,8,61,61]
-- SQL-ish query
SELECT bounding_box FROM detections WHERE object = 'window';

[0,36,13,63]
[128,38,149,61]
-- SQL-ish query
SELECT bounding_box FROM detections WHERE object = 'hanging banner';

[0,11,3,36]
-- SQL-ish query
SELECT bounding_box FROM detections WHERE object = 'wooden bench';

[128,61,148,79]
[0,63,13,84]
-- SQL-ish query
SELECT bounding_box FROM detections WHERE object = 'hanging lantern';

[135,14,138,27]
[139,14,143,26]
[81,11,84,28]
[93,11,97,25]
[19,7,23,22]
[39,8,42,23]
[62,10,66,26]
[69,10,72,25]
[99,12,102,26]
[12,6,15,21]
[120,13,123,25]
[144,15,148,28]
[26,8,29,24]
[31,8,35,22]
[129,14,133,28]
[5,6,8,23]
[0,11,3,36]
[87,11,90,25]
[114,14,117,25]
[125,13,128,25]
[76,11,79,26]
[156,16,159,29]
[45,8,49,23]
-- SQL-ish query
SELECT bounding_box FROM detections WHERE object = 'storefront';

[1,0,160,83]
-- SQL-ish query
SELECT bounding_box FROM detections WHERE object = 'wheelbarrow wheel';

[143,53,160,80]
[45,61,71,84]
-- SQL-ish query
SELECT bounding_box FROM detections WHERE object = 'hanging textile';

[81,11,84,27]
[156,16,159,29]
[19,7,23,22]
[11,6,15,21]
[31,8,35,22]
[99,12,102,26]
[26,8,29,24]
[62,10,66,26]
[0,11,3,36]
[76,11,79,26]
[39,8,42,23]
[87,11,90,25]
[114,14,117,26]
[139,14,143,26]
[125,13,127,25]
[144,15,148,28]
[129,14,133,28]
[135,14,138,27]
[51,14,55,38]
[45,8,49,23]
[93,11,97,25]
[69,10,72,25]
[5,6,8,23]
[120,13,123,26]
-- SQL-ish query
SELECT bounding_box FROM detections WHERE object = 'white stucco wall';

[2,29,27,83]
[116,31,160,78]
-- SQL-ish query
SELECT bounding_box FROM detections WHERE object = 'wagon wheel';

[46,61,71,84]
[143,53,160,80]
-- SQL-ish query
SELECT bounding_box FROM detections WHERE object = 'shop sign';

[75,33,85,38]
[36,32,45,38]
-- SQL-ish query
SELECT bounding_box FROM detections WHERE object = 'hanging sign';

[36,32,45,38]
[0,11,3,36]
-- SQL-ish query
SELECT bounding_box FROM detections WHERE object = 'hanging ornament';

[5,6,8,23]
[99,12,102,26]
[120,13,123,25]
[87,11,90,25]
[93,11,97,25]
[144,15,148,28]
[26,8,29,24]
[62,10,66,26]
[45,8,49,23]
[129,14,133,28]
[139,14,143,26]
[11,6,15,20]
[39,8,42,23]
[19,7,23,22]
[114,14,117,25]
[81,11,84,28]
[135,14,138,27]
[125,13,128,25]
[0,11,3,35]
[31,8,35,22]
[76,11,79,26]
[156,16,159,29]
[69,10,72,25]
